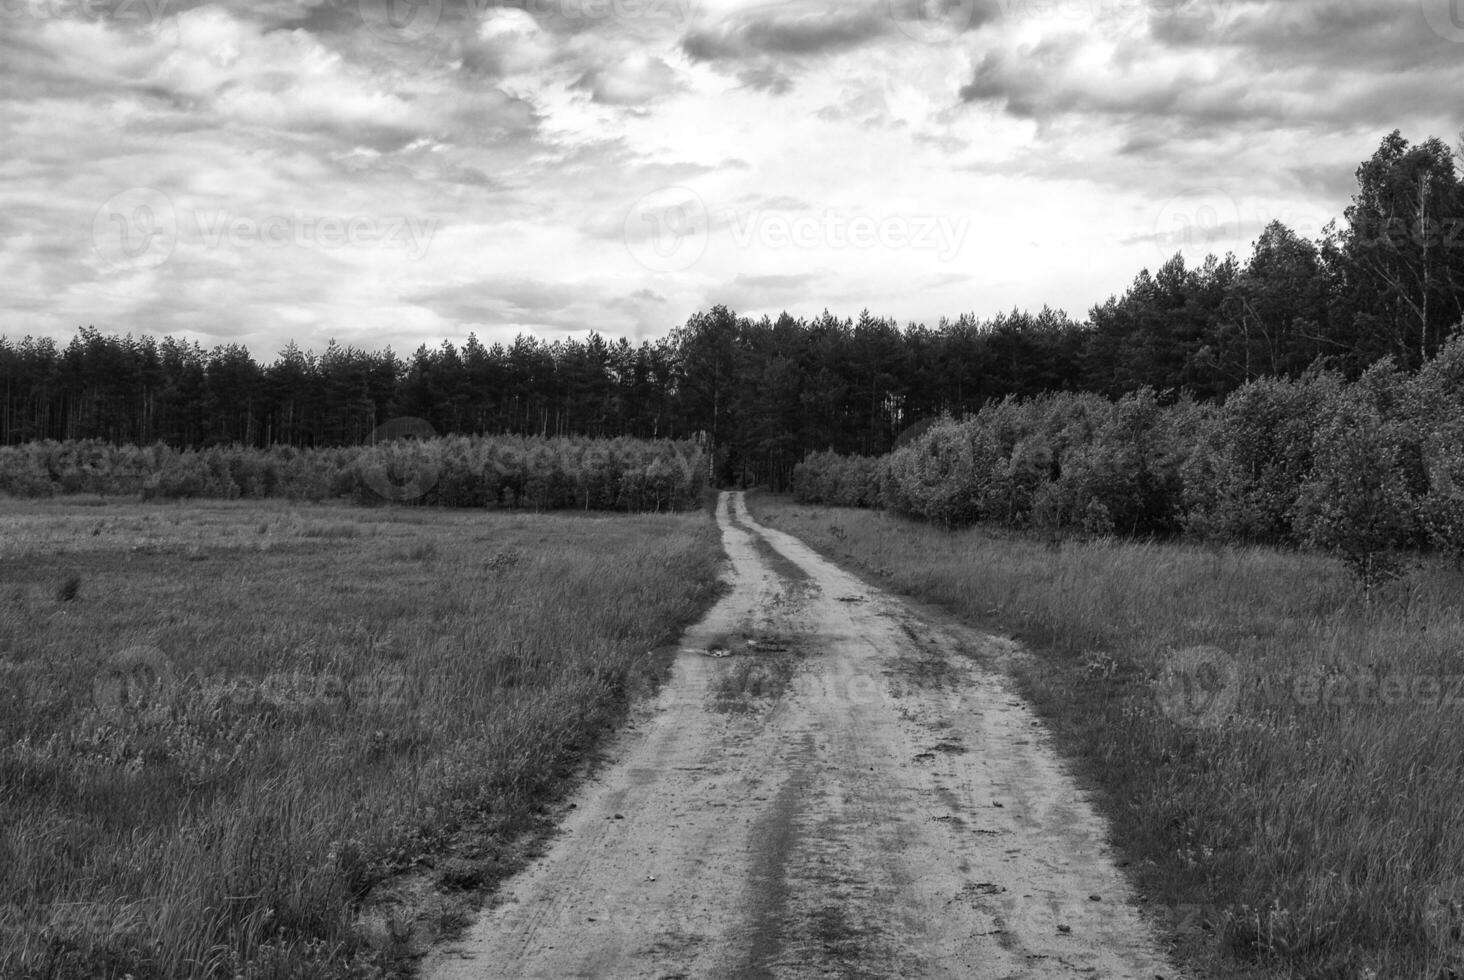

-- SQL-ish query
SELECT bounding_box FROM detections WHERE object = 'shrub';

[792,451,884,508]
[779,333,1464,588]
[1290,365,1425,589]
[1,436,706,513]
[1408,332,1464,566]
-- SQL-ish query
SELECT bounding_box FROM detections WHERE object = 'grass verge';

[0,496,722,979]
[746,492,1464,980]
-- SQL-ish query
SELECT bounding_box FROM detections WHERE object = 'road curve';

[426,491,1179,979]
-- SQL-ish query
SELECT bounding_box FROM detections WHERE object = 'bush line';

[794,335,1464,588]
[0,434,707,513]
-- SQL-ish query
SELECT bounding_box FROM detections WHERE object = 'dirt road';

[427,492,1178,979]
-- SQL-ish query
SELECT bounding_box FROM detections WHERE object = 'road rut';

[427,491,1178,979]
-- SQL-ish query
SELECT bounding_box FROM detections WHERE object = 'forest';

[2,131,1461,491]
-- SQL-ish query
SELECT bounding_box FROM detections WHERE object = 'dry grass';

[748,492,1464,980]
[0,496,721,979]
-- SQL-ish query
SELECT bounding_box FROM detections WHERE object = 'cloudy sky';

[2,0,1461,358]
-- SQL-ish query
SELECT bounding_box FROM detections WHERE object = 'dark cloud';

[958,34,1085,114]
[736,64,794,93]
[959,2,1464,137]
[1117,132,1167,156]
[1284,161,1367,205]
[681,4,890,62]
[1155,0,1452,72]
[680,0,1000,91]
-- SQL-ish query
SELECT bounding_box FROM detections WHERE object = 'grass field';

[747,492,1464,980]
[0,496,721,980]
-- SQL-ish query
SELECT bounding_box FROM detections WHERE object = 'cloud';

[1156,0,1451,72]
[734,64,793,92]
[677,0,1004,93]
[959,0,1464,135]
[459,7,564,76]
[734,194,811,211]
[708,270,827,310]
[407,277,576,322]
[573,55,682,105]
[402,275,683,337]
[683,4,889,61]
[733,272,821,289]
[5,0,1460,355]
[815,80,894,125]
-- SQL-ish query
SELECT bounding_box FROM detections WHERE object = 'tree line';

[795,334,1464,588]
[2,131,1461,488]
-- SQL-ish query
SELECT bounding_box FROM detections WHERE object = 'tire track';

[425,492,1181,980]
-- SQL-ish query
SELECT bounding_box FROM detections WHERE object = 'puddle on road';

[705,634,805,714]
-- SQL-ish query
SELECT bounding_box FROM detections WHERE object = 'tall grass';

[0,498,721,979]
[748,493,1464,980]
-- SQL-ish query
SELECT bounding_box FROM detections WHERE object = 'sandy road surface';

[428,492,1178,979]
